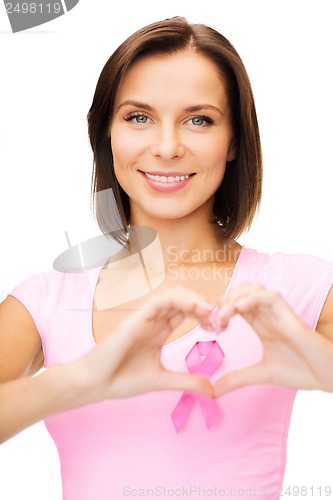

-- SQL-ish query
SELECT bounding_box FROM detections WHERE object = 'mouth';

[139,171,196,183]
[138,170,196,193]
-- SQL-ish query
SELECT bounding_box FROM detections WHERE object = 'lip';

[139,170,195,193]
[141,171,193,177]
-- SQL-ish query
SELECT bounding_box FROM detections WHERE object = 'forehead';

[114,50,228,109]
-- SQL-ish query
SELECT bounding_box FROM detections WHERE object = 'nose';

[149,124,185,160]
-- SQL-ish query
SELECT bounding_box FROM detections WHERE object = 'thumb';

[158,370,214,398]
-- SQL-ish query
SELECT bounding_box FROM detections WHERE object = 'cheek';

[199,154,228,195]
[111,127,147,167]
[110,131,128,166]
[197,131,232,162]
[110,137,127,187]
[199,144,229,178]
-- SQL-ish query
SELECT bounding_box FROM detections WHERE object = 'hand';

[213,284,333,395]
[78,287,215,402]
[0,286,215,443]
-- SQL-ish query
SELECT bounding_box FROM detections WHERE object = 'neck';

[127,210,240,269]
[102,212,241,303]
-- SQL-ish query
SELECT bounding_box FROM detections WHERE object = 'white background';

[0,0,333,498]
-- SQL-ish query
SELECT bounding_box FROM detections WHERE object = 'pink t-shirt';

[9,248,333,500]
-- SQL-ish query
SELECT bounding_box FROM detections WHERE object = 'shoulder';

[8,265,102,325]
[10,269,82,302]
[238,247,333,328]
[239,247,333,283]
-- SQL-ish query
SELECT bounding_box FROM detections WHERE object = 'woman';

[1,17,332,499]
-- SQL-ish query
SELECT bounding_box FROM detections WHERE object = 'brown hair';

[87,17,262,243]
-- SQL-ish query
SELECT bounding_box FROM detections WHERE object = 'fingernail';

[201,321,215,332]
[208,309,227,334]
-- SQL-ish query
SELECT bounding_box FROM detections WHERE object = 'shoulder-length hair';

[87,17,262,243]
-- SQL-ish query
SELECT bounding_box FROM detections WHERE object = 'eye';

[186,115,214,127]
[124,112,152,124]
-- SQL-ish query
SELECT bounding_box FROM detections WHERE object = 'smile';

[139,170,195,193]
[144,172,191,183]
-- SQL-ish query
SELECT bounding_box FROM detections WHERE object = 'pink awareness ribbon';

[171,340,225,432]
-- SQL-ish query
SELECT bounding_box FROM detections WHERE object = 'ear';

[226,140,237,162]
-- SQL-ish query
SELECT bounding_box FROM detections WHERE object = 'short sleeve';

[238,248,333,330]
[267,252,333,329]
[8,273,45,340]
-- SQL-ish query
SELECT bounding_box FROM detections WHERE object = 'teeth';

[144,173,190,183]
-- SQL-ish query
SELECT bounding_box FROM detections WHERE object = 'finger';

[233,290,281,314]
[215,285,277,329]
[217,283,263,308]
[213,364,271,396]
[214,284,257,329]
[142,287,214,323]
[157,370,214,398]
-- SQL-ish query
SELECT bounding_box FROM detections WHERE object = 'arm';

[0,287,214,443]
[213,284,333,396]
[316,284,333,342]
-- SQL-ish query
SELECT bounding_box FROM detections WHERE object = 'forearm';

[0,362,88,444]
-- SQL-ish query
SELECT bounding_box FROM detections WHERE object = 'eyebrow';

[116,100,224,116]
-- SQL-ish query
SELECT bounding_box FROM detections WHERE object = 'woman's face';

[110,49,236,225]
